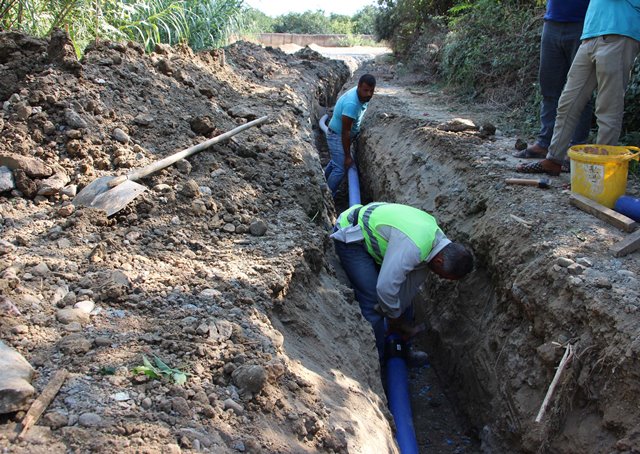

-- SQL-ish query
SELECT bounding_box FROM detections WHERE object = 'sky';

[243,0,376,17]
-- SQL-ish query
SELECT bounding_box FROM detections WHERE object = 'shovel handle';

[113,116,268,186]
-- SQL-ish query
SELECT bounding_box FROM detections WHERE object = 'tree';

[273,10,331,34]
[352,5,378,35]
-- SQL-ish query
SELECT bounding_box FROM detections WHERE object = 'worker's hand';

[387,317,426,340]
[344,154,353,170]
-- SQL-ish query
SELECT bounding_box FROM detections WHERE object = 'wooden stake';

[535,345,573,423]
[17,369,68,440]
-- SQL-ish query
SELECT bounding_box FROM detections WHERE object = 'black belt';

[328,127,338,135]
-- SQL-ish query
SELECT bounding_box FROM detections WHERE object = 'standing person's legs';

[562,22,594,145]
[547,39,599,164]
[325,131,345,197]
[592,35,640,145]
[334,240,386,361]
[537,21,573,150]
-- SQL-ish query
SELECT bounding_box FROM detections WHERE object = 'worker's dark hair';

[440,242,474,278]
[358,73,376,87]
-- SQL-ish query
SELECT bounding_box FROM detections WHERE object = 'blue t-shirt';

[544,0,590,22]
[328,86,369,135]
[582,0,640,41]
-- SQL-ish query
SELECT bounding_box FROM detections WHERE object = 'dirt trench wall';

[357,103,640,453]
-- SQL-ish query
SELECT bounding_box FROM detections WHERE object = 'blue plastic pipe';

[321,113,419,453]
[347,166,361,208]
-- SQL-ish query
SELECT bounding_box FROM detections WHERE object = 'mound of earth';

[0,31,399,453]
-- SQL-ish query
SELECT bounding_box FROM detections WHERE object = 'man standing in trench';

[324,74,376,199]
[331,202,474,365]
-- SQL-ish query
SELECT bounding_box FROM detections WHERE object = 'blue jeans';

[537,20,593,149]
[333,238,414,362]
[324,131,358,198]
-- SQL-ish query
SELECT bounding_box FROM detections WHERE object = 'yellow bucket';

[567,145,640,208]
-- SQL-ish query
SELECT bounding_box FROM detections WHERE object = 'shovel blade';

[73,177,147,216]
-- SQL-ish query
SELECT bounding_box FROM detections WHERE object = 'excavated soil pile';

[357,76,640,453]
[0,31,400,453]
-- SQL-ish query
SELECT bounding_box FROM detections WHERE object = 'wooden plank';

[17,369,68,440]
[569,194,638,232]
[611,230,640,257]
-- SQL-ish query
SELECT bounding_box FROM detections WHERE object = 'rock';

[15,103,32,120]
[37,171,70,196]
[78,412,103,427]
[514,138,528,151]
[556,257,574,267]
[112,128,129,144]
[0,340,35,413]
[228,106,258,121]
[31,262,51,277]
[223,223,236,233]
[191,199,207,215]
[175,159,192,175]
[189,116,215,136]
[11,324,28,335]
[56,308,90,325]
[223,398,244,415]
[0,153,53,178]
[0,239,16,256]
[231,364,267,394]
[64,108,88,129]
[94,336,111,347]
[153,183,172,192]
[74,300,95,314]
[42,411,68,429]
[180,179,200,198]
[0,166,15,192]
[172,397,191,416]
[576,257,592,267]
[57,204,75,217]
[141,397,152,409]
[61,184,77,197]
[567,263,586,276]
[58,334,92,354]
[134,113,154,126]
[479,122,496,136]
[436,117,478,132]
[14,169,38,199]
[249,220,268,236]
[536,342,559,364]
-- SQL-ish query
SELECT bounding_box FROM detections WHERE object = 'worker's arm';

[375,228,428,319]
[341,115,354,170]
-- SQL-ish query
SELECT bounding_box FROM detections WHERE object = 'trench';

[308,52,640,454]
[313,71,485,453]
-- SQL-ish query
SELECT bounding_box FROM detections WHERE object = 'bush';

[440,0,542,104]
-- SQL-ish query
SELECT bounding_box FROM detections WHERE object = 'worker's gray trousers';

[547,34,640,164]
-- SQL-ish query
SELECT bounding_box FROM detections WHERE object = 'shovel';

[73,115,268,216]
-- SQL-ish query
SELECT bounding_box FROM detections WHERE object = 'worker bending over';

[332,202,474,365]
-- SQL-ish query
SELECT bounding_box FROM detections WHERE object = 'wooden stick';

[535,345,573,423]
[569,194,638,232]
[17,369,68,440]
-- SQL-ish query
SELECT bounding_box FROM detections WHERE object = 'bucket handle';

[624,146,640,161]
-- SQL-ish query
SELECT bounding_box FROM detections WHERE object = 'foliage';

[270,8,381,37]
[622,59,640,145]
[352,5,378,35]
[272,10,331,34]
[375,0,455,51]
[336,33,379,47]
[240,6,274,34]
[0,0,247,54]
[328,13,352,35]
[132,354,189,385]
[440,0,542,101]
